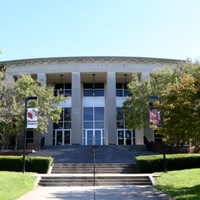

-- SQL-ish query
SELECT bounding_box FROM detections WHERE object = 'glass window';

[84,122,93,129]
[116,83,123,89]
[64,122,71,129]
[117,122,124,128]
[84,107,93,120]
[116,83,130,97]
[116,90,123,97]
[65,83,71,89]
[83,83,93,89]
[64,108,71,121]
[83,90,93,96]
[95,107,104,120]
[95,122,104,128]
[116,107,123,121]
[54,83,71,97]
[83,83,104,97]
[94,90,104,96]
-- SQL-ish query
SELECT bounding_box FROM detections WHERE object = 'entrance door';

[55,129,71,145]
[85,129,103,145]
[117,129,134,145]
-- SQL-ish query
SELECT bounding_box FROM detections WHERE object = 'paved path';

[18,185,174,200]
[20,145,174,199]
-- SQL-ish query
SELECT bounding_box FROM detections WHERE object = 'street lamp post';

[149,95,167,173]
[22,96,38,173]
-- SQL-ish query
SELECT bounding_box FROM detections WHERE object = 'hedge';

[0,156,53,173]
[136,154,200,173]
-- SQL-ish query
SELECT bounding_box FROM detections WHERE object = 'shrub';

[0,156,53,173]
[136,154,200,173]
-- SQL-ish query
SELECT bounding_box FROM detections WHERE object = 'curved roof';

[1,56,185,66]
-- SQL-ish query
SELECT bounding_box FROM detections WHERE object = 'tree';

[155,72,200,147]
[0,67,16,149]
[122,60,200,147]
[121,74,151,130]
[0,73,65,149]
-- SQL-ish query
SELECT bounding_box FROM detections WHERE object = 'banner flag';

[149,108,161,126]
[27,108,38,128]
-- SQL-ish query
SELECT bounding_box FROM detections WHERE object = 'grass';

[0,171,36,200]
[155,168,200,200]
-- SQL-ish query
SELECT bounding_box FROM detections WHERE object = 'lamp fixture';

[60,74,63,84]
[124,74,127,93]
[92,74,95,94]
[60,74,63,90]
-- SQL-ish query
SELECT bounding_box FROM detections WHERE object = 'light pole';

[22,96,38,173]
[149,96,167,173]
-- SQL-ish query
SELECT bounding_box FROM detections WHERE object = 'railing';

[34,137,45,151]
[92,145,96,200]
[144,136,183,154]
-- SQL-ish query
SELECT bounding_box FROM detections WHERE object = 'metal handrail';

[93,145,96,200]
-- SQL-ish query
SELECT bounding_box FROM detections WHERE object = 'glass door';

[117,129,135,145]
[85,129,103,145]
[55,129,71,145]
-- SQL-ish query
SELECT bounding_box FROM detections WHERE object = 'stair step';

[51,163,138,174]
[38,175,152,186]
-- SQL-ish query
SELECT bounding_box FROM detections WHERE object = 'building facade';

[2,57,183,146]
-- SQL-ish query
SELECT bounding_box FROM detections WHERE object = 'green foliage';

[155,72,200,146]
[136,154,200,173]
[122,60,200,147]
[0,74,65,149]
[122,74,151,129]
[0,156,53,173]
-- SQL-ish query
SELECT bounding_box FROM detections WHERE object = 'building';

[1,56,183,147]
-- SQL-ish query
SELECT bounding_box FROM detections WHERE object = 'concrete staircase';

[39,174,152,186]
[38,163,153,186]
[36,145,155,187]
[51,163,138,174]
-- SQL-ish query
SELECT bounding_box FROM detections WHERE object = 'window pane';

[83,83,93,89]
[65,83,71,89]
[84,107,93,120]
[64,108,71,121]
[64,122,71,129]
[116,90,123,97]
[116,108,123,120]
[95,83,104,89]
[95,122,104,128]
[64,90,71,96]
[83,90,93,96]
[94,90,104,96]
[84,122,93,129]
[55,84,63,90]
[95,107,104,120]
[116,83,122,89]
[117,122,124,128]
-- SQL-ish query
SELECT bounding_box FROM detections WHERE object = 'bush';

[136,154,200,173]
[0,156,53,173]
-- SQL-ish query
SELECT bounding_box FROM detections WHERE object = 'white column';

[106,72,116,145]
[141,73,149,83]
[71,72,82,145]
[37,73,47,86]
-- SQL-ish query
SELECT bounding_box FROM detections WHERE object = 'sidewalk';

[17,185,174,200]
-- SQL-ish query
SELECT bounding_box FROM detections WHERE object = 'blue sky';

[1,0,200,61]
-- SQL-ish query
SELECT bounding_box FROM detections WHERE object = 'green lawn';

[0,171,36,200]
[155,168,200,200]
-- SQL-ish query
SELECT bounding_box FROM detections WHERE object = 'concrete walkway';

[17,185,174,200]
[18,145,174,199]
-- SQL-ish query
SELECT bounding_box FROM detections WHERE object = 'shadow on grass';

[156,184,200,200]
